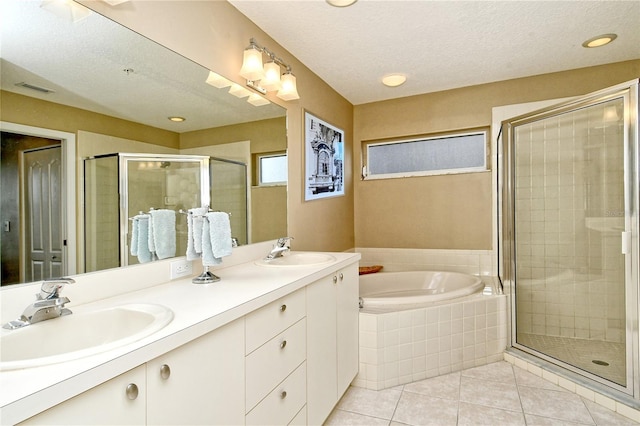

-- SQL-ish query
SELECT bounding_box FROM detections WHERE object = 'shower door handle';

[621,231,631,254]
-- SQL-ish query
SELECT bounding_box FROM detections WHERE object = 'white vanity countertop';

[0,251,360,424]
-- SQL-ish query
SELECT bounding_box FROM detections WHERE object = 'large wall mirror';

[0,0,287,286]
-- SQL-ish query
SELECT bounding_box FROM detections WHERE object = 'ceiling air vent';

[15,82,55,94]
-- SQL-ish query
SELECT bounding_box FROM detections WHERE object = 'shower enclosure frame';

[117,153,210,267]
[500,80,639,400]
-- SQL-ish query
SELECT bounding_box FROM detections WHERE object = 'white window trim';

[363,129,488,180]
[258,152,287,186]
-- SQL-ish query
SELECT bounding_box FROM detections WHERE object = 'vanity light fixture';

[247,93,271,107]
[228,83,252,98]
[582,33,617,48]
[40,0,92,22]
[205,71,232,89]
[239,38,300,101]
[382,74,407,87]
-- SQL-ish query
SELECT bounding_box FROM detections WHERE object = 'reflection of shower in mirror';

[83,153,248,272]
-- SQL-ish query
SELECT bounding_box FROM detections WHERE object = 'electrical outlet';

[170,259,193,280]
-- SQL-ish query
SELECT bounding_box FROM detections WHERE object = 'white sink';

[0,303,173,371]
[255,252,336,267]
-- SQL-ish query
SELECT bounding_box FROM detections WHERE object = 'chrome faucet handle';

[38,277,75,300]
[276,237,294,248]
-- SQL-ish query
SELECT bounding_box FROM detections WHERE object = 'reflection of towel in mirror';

[208,211,232,257]
[131,216,140,256]
[186,207,207,260]
[149,209,176,260]
[201,212,232,266]
[201,219,218,266]
[131,214,152,263]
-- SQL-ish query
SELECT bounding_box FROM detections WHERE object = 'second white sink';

[0,303,173,371]
[255,252,336,267]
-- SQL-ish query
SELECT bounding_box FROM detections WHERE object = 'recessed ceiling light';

[382,74,407,87]
[582,33,617,48]
[326,0,357,7]
[168,116,185,122]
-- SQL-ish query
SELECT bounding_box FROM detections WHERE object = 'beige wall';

[354,60,640,250]
[82,0,355,253]
[0,90,179,148]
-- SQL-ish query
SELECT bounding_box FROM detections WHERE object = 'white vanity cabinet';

[19,319,245,426]
[19,365,147,425]
[245,288,307,425]
[8,254,361,426]
[306,263,359,425]
[146,317,245,425]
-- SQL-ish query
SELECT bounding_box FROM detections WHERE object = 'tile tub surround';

[327,361,640,425]
[354,292,508,391]
[356,247,495,277]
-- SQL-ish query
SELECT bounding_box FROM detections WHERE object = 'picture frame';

[304,111,345,201]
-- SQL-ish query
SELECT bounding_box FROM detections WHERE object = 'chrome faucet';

[2,277,75,330]
[264,237,294,260]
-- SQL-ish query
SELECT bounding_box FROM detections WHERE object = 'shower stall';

[501,80,639,399]
[84,153,210,271]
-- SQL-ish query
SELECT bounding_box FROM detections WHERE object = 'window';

[363,129,488,180]
[258,153,287,185]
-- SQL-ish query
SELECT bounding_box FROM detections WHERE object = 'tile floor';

[326,361,639,425]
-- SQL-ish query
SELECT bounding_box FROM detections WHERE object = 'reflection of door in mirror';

[1,132,64,286]
[23,146,64,283]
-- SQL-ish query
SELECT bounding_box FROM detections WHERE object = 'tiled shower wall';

[513,99,626,343]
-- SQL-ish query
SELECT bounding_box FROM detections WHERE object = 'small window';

[363,129,488,180]
[258,153,287,185]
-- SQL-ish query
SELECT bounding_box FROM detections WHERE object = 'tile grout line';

[510,363,531,425]
[388,384,405,425]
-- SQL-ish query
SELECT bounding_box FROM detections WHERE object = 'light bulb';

[239,46,264,81]
[276,72,300,101]
[261,61,282,91]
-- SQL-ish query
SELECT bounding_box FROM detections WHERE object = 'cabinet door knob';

[339,272,344,281]
[280,304,287,312]
[160,364,171,380]
[280,391,287,399]
[126,383,139,400]
[333,275,338,284]
[280,340,287,349]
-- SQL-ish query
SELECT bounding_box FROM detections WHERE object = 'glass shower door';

[503,81,638,395]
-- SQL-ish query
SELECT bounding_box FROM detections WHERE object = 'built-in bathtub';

[354,271,507,390]
[359,270,485,309]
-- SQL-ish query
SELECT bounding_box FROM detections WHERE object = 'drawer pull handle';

[280,304,287,312]
[333,276,338,284]
[160,364,171,380]
[126,383,139,400]
[280,391,287,399]
[280,340,287,349]
[340,272,344,281]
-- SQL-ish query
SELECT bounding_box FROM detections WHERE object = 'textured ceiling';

[229,0,640,105]
[1,0,284,133]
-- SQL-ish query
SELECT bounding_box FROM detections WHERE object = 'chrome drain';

[592,360,610,366]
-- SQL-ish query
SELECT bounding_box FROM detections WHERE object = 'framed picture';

[304,111,345,201]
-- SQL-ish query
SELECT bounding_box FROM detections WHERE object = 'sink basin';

[255,252,336,267]
[0,303,173,371]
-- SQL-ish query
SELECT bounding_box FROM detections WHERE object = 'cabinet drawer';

[246,318,306,411]
[289,405,307,425]
[245,288,306,354]
[246,362,307,426]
